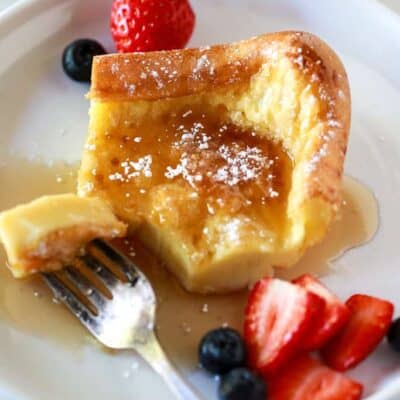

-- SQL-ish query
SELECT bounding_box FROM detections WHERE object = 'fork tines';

[42,240,141,325]
[91,239,139,284]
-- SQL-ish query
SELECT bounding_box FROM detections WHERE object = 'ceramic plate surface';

[1,0,400,399]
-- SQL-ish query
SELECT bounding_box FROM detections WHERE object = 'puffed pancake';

[78,31,350,293]
[0,31,350,292]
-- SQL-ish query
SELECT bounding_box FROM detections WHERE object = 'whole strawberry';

[110,0,195,53]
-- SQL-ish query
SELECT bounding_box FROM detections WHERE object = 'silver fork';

[42,239,200,400]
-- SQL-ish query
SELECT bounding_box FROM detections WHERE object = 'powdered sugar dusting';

[109,155,153,182]
[101,107,291,221]
[111,63,119,74]
[215,144,269,186]
[161,111,287,203]
[193,54,215,79]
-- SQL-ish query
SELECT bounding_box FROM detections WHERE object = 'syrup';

[276,175,379,280]
[86,105,292,251]
[0,156,378,362]
[116,175,379,367]
[0,158,87,347]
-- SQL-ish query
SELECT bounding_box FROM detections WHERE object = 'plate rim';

[0,0,400,399]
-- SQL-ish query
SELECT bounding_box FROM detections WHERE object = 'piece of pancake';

[0,194,126,277]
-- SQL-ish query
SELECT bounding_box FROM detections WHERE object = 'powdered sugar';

[193,54,215,79]
[162,115,284,202]
[111,63,119,74]
[215,144,269,186]
[109,156,153,182]
[128,84,136,95]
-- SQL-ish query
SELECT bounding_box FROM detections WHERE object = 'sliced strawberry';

[268,355,363,400]
[322,294,394,371]
[293,274,350,350]
[244,278,324,376]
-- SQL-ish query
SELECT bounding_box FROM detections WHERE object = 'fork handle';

[135,332,201,400]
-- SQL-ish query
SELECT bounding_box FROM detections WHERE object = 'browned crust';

[291,33,351,209]
[90,30,350,218]
[90,34,263,101]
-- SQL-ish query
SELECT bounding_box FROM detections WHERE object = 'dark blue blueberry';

[218,368,267,400]
[62,39,106,82]
[198,327,246,375]
[387,317,400,352]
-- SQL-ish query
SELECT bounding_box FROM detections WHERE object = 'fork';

[42,239,201,400]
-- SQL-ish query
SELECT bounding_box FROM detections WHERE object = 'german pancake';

[0,31,350,292]
[77,31,350,293]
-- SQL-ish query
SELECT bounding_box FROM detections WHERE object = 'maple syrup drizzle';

[87,106,292,251]
[0,158,87,347]
[0,158,378,360]
[276,175,379,281]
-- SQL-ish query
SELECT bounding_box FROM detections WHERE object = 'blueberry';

[218,368,266,400]
[62,39,106,82]
[198,328,246,374]
[387,317,400,352]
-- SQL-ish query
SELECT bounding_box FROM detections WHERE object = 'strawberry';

[293,274,350,350]
[110,0,196,53]
[268,355,363,400]
[244,278,324,376]
[322,294,394,371]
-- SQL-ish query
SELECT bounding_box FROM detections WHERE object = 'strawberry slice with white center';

[268,355,363,400]
[322,294,394,371]
[244,278,325,376]
[293,274,350,350]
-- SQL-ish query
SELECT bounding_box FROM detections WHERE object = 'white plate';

[1,0,400,399]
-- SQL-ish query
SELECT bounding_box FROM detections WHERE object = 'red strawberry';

[110,0,196,53]
[293,274,350,350]
[322,294,394,371]
[268,355,363,400]
[244,278,324,376]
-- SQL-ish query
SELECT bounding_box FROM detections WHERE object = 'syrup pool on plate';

[0,157,87,347]
[276,175,379,281]
[0,154,379,364]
